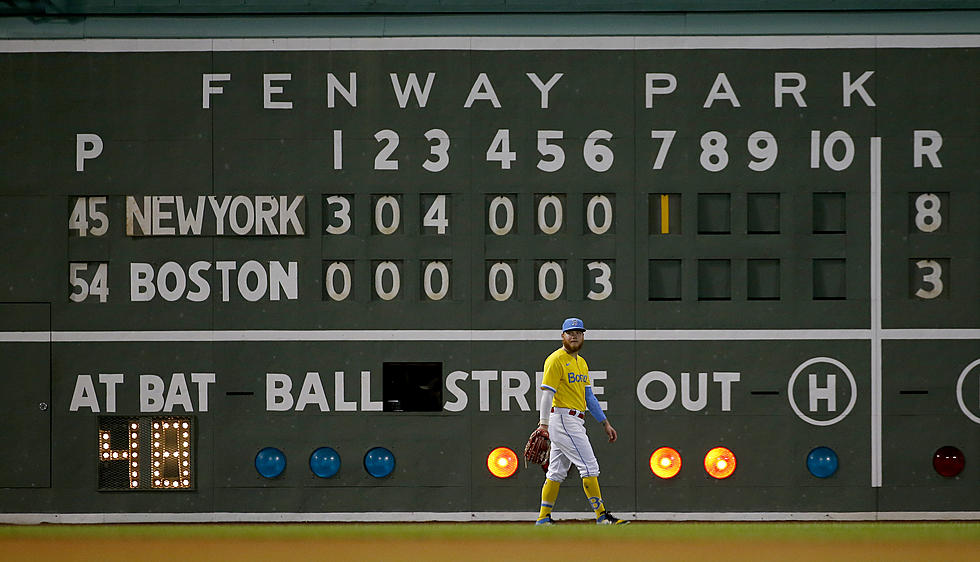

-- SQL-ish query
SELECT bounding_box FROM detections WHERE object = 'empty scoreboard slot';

[382,362,443,412]
[697,193,731,234]
[747,193,781,234]
[649,259,682,301]
[747,259,781,300]
[813,258,847,300]
[812,192,847,234]
[697,259,731,301]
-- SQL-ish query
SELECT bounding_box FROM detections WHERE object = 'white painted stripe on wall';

[0,332,50,342]
[1,328,977,343]
[875,34,980,48]
[633,35,874,50]
[0,511,977,524]
[0,38,213,52]
[0,35,977,53]
[630,329,873,340]
[882,329,980,339]
[870,137,883,489]
[470,36,636,51]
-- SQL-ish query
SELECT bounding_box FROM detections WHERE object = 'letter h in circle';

[808,373,837,412]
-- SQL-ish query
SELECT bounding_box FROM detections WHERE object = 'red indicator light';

[650,447,682,479]
[704,446,736,479]
[933,446,965,477]
[487,447,518,478]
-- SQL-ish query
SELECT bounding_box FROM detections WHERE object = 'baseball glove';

[523,427,550,471]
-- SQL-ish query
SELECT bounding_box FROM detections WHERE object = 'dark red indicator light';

[932,446,965,477]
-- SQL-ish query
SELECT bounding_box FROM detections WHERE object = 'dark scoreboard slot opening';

[382,362,443,412]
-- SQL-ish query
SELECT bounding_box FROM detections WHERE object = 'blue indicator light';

[806,446,839,478]
[364,447,396,478]
[310,447,341,478]
[255,447,286,478]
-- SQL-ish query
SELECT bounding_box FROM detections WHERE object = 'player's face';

[562,329,585,352]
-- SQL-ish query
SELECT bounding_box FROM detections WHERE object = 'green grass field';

[2,521,980,541]
[3,522,979,561]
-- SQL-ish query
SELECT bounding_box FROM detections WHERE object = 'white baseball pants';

[545,407,600,481]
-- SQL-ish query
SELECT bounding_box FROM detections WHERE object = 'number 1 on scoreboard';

[651,194,681,235]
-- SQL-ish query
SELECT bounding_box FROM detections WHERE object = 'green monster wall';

[0,36,977,520]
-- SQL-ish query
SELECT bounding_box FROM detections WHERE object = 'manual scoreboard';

[0,36,977,519]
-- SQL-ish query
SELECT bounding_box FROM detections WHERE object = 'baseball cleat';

[534,516,555,526]
[596,511,629,525]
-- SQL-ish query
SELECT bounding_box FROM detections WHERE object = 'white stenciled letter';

[69,375,100,412]
[202,73,231,109]
[361,371,382,411]
[164,373,193,412]
[100,373,124,413]
[334,371,356,411]
[681,372,708,411]
[443,370,469,412]
[713,371,740,412]
[139,374,166,413]
[842,71,875,107]
[130,263,155,302]
[774,72,807,108]
[191,373,215,412]
[645,73,676,108]
[913,130,943,168]
[809,373,837,412]
[637,371,676,410]
[76,133,103,172]
[703,73,740,108]
[526,72,563,109]
[327,72,356,108]
[471,370,498,411]
[391,72,435,108]
[263,73,293,109]
[269,261,298,301]
[464,73,501,108]
[266,373,293,411]
[501,370,531,412]
[295,372,329,412]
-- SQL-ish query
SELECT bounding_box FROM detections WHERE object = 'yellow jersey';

[541,347,590,411]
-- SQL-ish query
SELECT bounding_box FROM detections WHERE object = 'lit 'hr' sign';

[97,416,193,491]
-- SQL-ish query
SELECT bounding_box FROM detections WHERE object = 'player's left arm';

[584,384,617,443]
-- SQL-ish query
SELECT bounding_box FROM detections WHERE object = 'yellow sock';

[582,476,605,518]
[537,479,561,520]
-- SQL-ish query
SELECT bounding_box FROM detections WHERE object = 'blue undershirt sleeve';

[584,386,606,423]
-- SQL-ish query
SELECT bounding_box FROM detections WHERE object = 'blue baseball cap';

[561,317,586,332]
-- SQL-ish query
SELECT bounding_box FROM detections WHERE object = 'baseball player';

[534,317,629,525]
